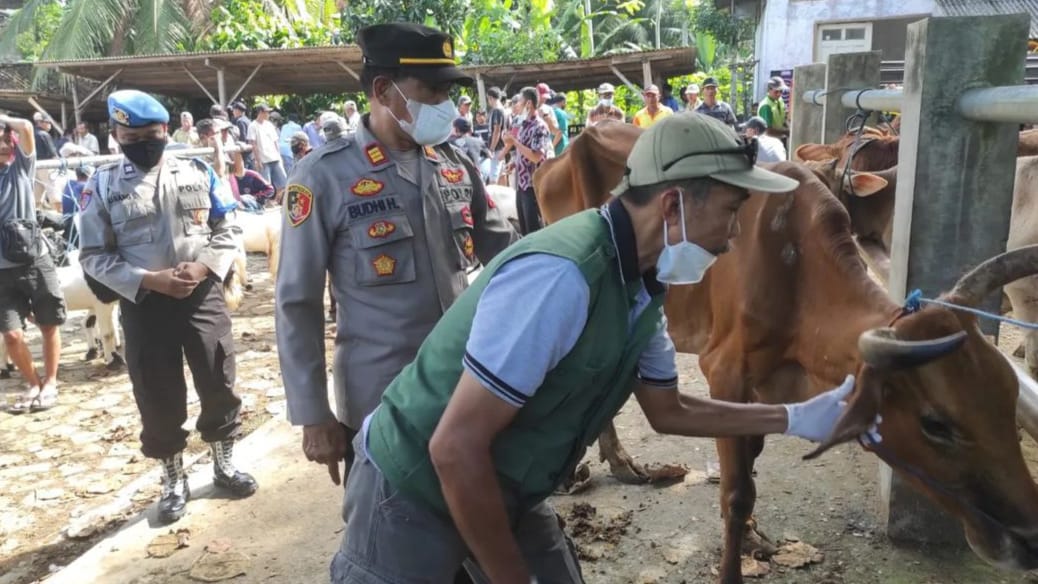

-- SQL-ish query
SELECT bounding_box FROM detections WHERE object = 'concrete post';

[822,51,881,144]
[885,14,1028,545]
[790,63,826,158]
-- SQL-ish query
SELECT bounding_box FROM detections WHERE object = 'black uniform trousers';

[517,187,543,235]
[120,277,241,460]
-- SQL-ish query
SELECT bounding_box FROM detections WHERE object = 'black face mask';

[121,138,166,169]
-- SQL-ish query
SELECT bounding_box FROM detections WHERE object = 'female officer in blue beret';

[79,89,256,524]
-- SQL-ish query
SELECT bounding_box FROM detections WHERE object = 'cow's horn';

[858,327,968,370]
[947,244,1038,307]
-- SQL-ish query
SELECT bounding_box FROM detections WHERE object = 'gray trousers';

[331,436,583,583]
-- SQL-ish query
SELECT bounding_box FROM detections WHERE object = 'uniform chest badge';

[423,146,439,162]
[460,205,473,226]
[440,167,465,184]
[79,189,93,210]
[367,220,396,239]
[285,184,314,227]
[191,209,209,225]
[463,234,475,260]
[351,178,384,197]
[372,254,396,277]
[365,143,388,166]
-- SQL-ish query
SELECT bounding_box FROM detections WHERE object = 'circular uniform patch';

[285,184,314,227]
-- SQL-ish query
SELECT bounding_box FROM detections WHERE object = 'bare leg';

[38,324,60,387]
[3,329,41,388]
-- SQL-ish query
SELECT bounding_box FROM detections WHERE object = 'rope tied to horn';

[903,289,1038,330]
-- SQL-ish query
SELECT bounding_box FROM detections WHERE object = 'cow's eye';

[920,414,956,445]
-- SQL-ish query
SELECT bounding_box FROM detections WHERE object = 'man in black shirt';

[32,113,57,160]
[487,87,508,185]
[452,118,489,173]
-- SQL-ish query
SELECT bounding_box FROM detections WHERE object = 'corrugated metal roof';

[935,0,1038,37]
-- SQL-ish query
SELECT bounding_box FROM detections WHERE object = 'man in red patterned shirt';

[502,86,553,235]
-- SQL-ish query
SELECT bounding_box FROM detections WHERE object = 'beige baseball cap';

[610,113,800,196]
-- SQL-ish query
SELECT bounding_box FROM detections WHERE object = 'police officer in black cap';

[275,18,517,557]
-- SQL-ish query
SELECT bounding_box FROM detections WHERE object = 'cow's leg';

[716,435,755,584]
[83,311,99,361]
[97,303,124,370]
[597,420,648,484]
[1005,277,1038,378]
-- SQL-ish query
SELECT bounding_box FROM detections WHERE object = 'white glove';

[783,374,856,442]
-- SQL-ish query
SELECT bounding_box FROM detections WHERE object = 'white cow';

[1006,156,1038,379]
[236,207,282,276]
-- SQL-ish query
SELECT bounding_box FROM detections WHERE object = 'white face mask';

[599,97,614,107]
[389,82,457,146]
[656,192,718,285]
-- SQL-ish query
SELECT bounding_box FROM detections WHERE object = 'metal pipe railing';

[802,88,904,113]
[957,85,1038,123]
[804,84,1038,122]
[1005,357,1038,441]
[35,144,253,171]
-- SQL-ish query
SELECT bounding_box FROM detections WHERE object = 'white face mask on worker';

[656,192,717,285]
[389,82,457,146]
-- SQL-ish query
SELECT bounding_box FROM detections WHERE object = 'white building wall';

[755,0,935,97]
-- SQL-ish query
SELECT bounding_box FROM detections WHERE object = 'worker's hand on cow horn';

[783,374,869,443]
[303,419,349,485]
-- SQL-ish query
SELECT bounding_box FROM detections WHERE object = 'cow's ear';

[844,171,888,197]
[803,366,883,460]
[794,143,837,161]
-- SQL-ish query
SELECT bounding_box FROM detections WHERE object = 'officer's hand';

[143,269,199,299]
[303,419,349,485]
[174,261,212,283]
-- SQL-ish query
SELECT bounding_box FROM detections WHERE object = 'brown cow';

[533,119,639,224]
[534,139,1038,581]
[666,162,1038,582]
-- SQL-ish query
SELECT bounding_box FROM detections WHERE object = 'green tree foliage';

[461,0,560,65]
[339,0,469,42]
[198,0,338,50]
[12,0,62,61]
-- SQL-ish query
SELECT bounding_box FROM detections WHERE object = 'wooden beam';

[183,66,219,105]
[642,59,652,89]
[76,68,123,114]
[336,61,361,81]
[609,65,641,94]
[227,63,264,105]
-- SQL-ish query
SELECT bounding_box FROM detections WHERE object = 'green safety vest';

[758,94,787,129]
[366,209,666,515]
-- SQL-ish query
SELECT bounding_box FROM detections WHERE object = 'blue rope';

[903,289,1038,330]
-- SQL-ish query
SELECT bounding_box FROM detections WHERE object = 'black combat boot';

[159,453,190,524]
[210,439,258,497]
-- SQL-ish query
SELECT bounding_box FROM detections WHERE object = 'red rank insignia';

[365,143,388,166]
[351,178,384,197]
[440,167,465,184]
[367,220,397,239]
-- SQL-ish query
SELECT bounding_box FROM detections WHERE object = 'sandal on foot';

[9,385,41,414]
[31,384,58,412]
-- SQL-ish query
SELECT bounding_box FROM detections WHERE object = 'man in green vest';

[330,114,866,583]
[757,76,789,141]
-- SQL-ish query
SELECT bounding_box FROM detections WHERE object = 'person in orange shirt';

[632,84,673,128]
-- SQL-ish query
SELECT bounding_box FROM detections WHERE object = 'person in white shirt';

[74,122,99,154]
[741,116,787,163]
[247,104,287,199]
[343,101,361,134]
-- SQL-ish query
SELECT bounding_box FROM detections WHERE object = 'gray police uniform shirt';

[78,156,242,302]
[276,117,519,429]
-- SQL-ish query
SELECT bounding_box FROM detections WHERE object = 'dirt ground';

[0,255,290,584]
[4,253,1038,583]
